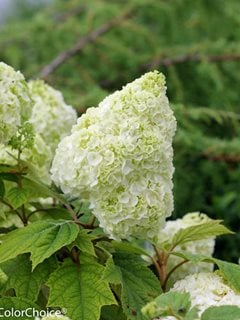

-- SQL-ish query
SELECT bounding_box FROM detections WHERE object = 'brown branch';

[154,246,169,289]
[39,10,132,78]
[53,5,85,22]
[63,203,79,224]
[202,152,240,163]
[151,255,162,282]
[1,199,25,226]
[144,53,240,70]
[162,259,188,291]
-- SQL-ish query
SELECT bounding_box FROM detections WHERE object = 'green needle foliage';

[1,2,239,263]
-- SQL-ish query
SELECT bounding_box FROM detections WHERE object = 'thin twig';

[202,152,240,163]
[154,246,168,288]
[162,259,188,291]
[53,5,85,22]
[144,53,240,70]
[86,216,96,229]
[1,199,25,226]
[38,10,132,78]
[26,208,51,220]
[64,203,79,224]
[151,256,162,282]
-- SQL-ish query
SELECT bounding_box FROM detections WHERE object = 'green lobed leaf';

[142,291,198,319]
[0,219,79,269]
[0,172,18,182]
[0,297,40,319]
[0,253,57,301]
[22,176,66,202]
[29,208,71,222]
[103,253,161,320]
[172,220,233,247]
[112,241,150,257]
[201,305,240,320]
[172,251,210,264]
[71,229,96,256]
[6,187,29,209]
[47,256,116,320]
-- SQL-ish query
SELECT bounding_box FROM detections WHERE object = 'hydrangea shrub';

[0,63,239,320]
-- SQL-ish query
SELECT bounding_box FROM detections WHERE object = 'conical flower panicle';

[51,71,176,241]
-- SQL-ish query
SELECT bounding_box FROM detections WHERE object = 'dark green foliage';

[0,0,240,262]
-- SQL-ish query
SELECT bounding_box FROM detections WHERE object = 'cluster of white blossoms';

[0,62,32,144]
[0,62,77,185]
[29,80,77,152]
[157,212,215,283]
[159,272,240,319]
[51,71,176,240]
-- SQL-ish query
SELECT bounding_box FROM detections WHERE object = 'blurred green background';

[1,0,240,262]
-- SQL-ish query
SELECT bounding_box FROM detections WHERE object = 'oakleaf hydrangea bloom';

[157,212,215,283]
[29,80,77,152]
[0,62,32,144]
[159,272,240,319]
[51,71,176,240]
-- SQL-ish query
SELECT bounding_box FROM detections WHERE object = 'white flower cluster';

[158,212,215,283]
[0,62,77,185]
[168,272,240,318]
[51,71,176,240]
[0,62,32,144]
[29,80,77,152]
